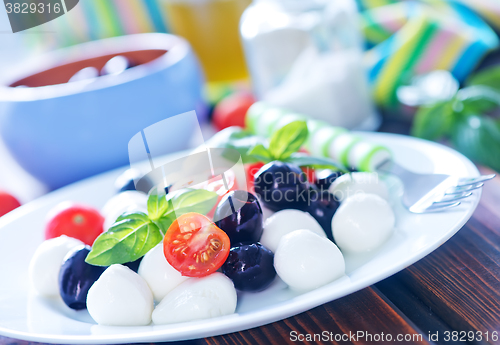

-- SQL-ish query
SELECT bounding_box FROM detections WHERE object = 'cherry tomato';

[301,166,316,184]
[170,170,238,219]
[189,171,237,219]
[212,92,255,131]
[163,212,230,277]
[245,162,264,194]
[295,149,314,183]
[45,203,104,246]
[0,191,21,217]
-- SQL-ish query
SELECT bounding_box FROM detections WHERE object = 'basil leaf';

[411,101,453,141]
[147,186,168,221]
[166,188,218,218]
[451,115,500,172]
[456,86,500,115]
[467,66,500,91]
[85,213,162,266]
[152,214,175,236]
[247,144,273,163]
[116,211,149,223]
[205,127,263,163]
[268,121,308,160]
[285,153,348,172]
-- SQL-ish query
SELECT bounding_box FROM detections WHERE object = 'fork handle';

[246,102,392,171]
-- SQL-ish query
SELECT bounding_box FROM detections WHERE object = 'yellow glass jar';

[163,0,251,83]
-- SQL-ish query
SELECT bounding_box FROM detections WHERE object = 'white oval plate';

[0,133,480,344]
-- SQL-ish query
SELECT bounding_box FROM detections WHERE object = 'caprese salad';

[28,119,396,327]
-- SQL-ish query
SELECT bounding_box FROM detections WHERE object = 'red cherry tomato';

[204,171,238,218]
[0,191,21,217]
[245,162,264,194]
[163,212,230,277]
[169,170,238,219]
[213,92,255,131]
[301,166,316,184]
[174,170,238,219]
[45,203,104,246]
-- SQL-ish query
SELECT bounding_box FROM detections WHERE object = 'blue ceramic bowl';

[0,33,208,189]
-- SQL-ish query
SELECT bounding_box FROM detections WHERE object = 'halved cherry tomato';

[163,212,230,277]
[45,203,104,246]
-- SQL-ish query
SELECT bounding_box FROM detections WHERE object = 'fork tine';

[425,201,461,212]
[434,192,473,203]
[457,174,496,187]
[446,182,484,195]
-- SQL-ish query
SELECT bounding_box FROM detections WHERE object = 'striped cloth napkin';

[26,0,169,50]
[358,0,500,107]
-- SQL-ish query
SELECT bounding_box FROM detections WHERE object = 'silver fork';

[376,160,495,213]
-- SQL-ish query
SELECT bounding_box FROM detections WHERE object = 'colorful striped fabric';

[36,0,170,48]
[453,0,500,30]
[359,0,500,107]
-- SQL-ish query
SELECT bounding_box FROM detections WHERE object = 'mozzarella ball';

[101,191,148,230]
[260,209,326,252]
[332,194,395,253]
[138,243,189,302]
[152,272,237,325]
[28,236,84,296]
[274,230,345,291]
[329,172,389,202]
[87,264,154,326]
[261,205,275,221]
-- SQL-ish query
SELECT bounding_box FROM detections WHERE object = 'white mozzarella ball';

[329,172,389,202]
[332,194,395,253]
[101,191,148,217]
[28,236,84,296]
[260,209,326,252]
[138,243,189,302]
[102,191,148,230]
[274,230,345,291]
[87,264,154,326]
[152,272,237,325]
[261,205,275,221]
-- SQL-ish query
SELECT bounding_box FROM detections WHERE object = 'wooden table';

[2,123,500,345]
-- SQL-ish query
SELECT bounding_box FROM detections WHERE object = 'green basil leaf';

[166,188,218,218]
[147,186,168,221]
[247,144,273,163]
[411,101,453,141]
[85,214,162,266]
[205,127,264,163]
[115,211,149,223]
[268,120,308,160]
[456,86,500,115]
[450,115,500,172]
[152,214,175,236]
[466,66,500,91]
[285,153,348,172]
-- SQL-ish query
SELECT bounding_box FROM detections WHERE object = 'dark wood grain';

[376,277,461,345]
[388,169,500,344]
[204,287,430,345]
[0,287,430,345]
